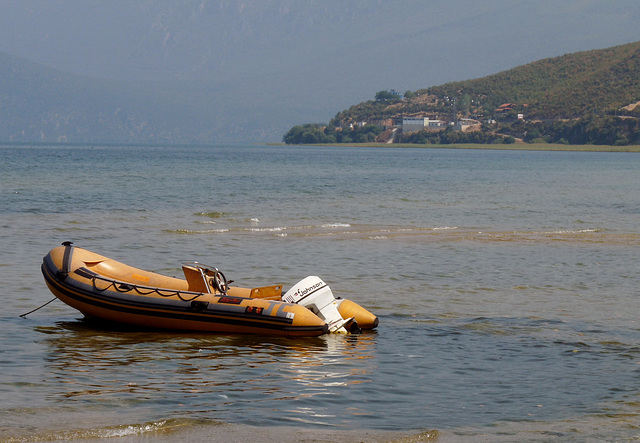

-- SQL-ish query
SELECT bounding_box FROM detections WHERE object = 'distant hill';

[0,52,278,144]
[0,53,179,143]
[286,42,640,146]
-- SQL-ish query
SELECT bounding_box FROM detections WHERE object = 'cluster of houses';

[397,102,526,134]
[400,116,481,133]
[347,92,527,134]
[495,103,525,120]
[350,116,482,133]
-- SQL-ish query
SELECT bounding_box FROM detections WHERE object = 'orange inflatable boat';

[41,242,378,337]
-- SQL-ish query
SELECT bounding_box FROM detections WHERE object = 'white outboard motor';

[283,276,353,333]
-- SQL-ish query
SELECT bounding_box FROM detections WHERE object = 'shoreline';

[273,142,640,152]
[3,140,639,152]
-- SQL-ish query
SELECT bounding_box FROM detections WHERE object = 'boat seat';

[182,263,215,293]
[224,284,284,300]
[247,284,283,300]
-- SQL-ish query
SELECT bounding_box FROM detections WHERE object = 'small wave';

[101,421,168,438]
[6,418,222,442]
[246,227,286,232]
[194,211,228,218]
[164,228,229,235]
[243,223,353,233]
[541,228,603,234]
[320,223,351,228]
[5,421,168,441]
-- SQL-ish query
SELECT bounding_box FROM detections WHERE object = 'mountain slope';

[0,52,290,143]
[0,53,188,143]
[423,41,640,120]
[334,41,640,125]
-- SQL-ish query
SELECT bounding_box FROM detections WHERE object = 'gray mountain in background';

[0,0,638,143]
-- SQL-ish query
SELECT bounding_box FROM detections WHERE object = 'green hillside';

[285,41,640,146]
[424,41,640,120]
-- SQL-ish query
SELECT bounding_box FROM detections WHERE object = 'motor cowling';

[282,276,353,333]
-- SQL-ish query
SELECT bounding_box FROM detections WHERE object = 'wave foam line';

[540,228,603,234]
[280,227,639,245]
[6,418,223,442]
[164,228,230,235]
[7,420,168,442]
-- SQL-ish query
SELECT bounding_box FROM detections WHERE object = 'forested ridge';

[285,41,640,146]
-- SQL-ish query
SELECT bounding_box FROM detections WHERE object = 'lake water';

[1,144,640,442]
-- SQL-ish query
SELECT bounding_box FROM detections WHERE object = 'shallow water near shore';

[1,144,640,441]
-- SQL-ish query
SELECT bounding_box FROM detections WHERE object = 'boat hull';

[42,244,329,337]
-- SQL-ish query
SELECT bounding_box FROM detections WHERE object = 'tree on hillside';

[375,90,401,102]
[283,124,335,144]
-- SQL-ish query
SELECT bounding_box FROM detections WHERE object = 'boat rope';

[88,273,205,302]
[19,297,57,318]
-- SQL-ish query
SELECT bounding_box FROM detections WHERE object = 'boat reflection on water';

[284,333,376,386]
[35,319,378,426]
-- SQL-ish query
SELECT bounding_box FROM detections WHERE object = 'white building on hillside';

[402,117,444,132]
